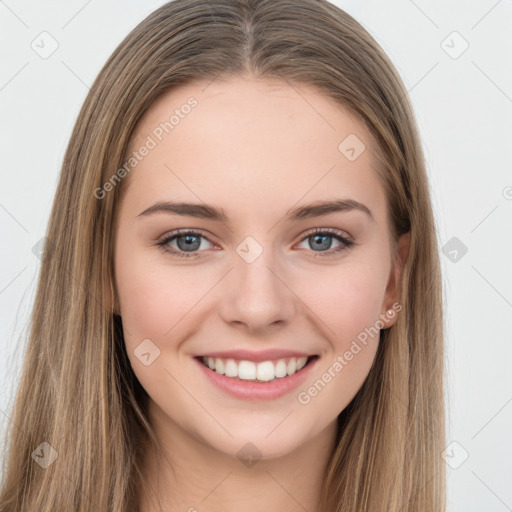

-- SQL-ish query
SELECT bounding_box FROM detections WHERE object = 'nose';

[217,248,296,335]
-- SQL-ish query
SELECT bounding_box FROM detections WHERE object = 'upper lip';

[195,349,315,363]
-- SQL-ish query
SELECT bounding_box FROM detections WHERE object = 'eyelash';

[156,228,355,259]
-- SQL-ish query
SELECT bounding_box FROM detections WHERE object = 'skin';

[113,74,409,512]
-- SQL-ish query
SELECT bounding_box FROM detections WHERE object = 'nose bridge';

[219,237,295,332]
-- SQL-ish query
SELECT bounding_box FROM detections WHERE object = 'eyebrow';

[137,199,374,223]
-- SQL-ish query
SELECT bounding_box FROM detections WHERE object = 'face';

[113,75,407,461]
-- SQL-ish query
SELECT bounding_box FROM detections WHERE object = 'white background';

[1,1,511,510]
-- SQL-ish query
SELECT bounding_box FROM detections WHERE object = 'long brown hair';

[0,1,445,510]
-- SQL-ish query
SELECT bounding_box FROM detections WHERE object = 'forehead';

[121,76,387,224]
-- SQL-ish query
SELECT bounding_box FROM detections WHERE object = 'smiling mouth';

[196,355,319,383]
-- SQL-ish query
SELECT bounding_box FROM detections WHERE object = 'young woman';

[0,0,445,510]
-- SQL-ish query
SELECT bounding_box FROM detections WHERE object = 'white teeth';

[239,360,256,380]
[224,359,238,377]
[286,358,296,375]
[275,360,287,377]
[201,355,311,381]
[215,357,225,374]
[256,361,275,381]
[297,357,308,370]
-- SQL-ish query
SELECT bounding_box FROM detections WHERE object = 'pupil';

[178,234,200,251]
[312,234,331,251]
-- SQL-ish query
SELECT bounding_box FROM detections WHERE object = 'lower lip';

[194,356,318,401]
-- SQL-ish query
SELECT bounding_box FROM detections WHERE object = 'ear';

[381,231,410,328]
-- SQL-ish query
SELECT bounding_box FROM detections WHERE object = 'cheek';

[115,234,181,343]
[114,250,206,401]
[294,267,384,414]
[300,262,386,344]
[116,254,205,344]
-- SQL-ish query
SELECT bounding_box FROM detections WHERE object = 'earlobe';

[382,231,410,327]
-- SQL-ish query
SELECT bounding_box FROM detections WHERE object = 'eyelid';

[156,228,222,260]
[157,228,212,243]
[157,227,353,244]
[298,226,353,243]
[156,226,355,258]
[156,228,217,251]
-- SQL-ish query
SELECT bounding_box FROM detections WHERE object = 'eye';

[156,227,355,259]
[157,229,214,258]
[296,228,355,257]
